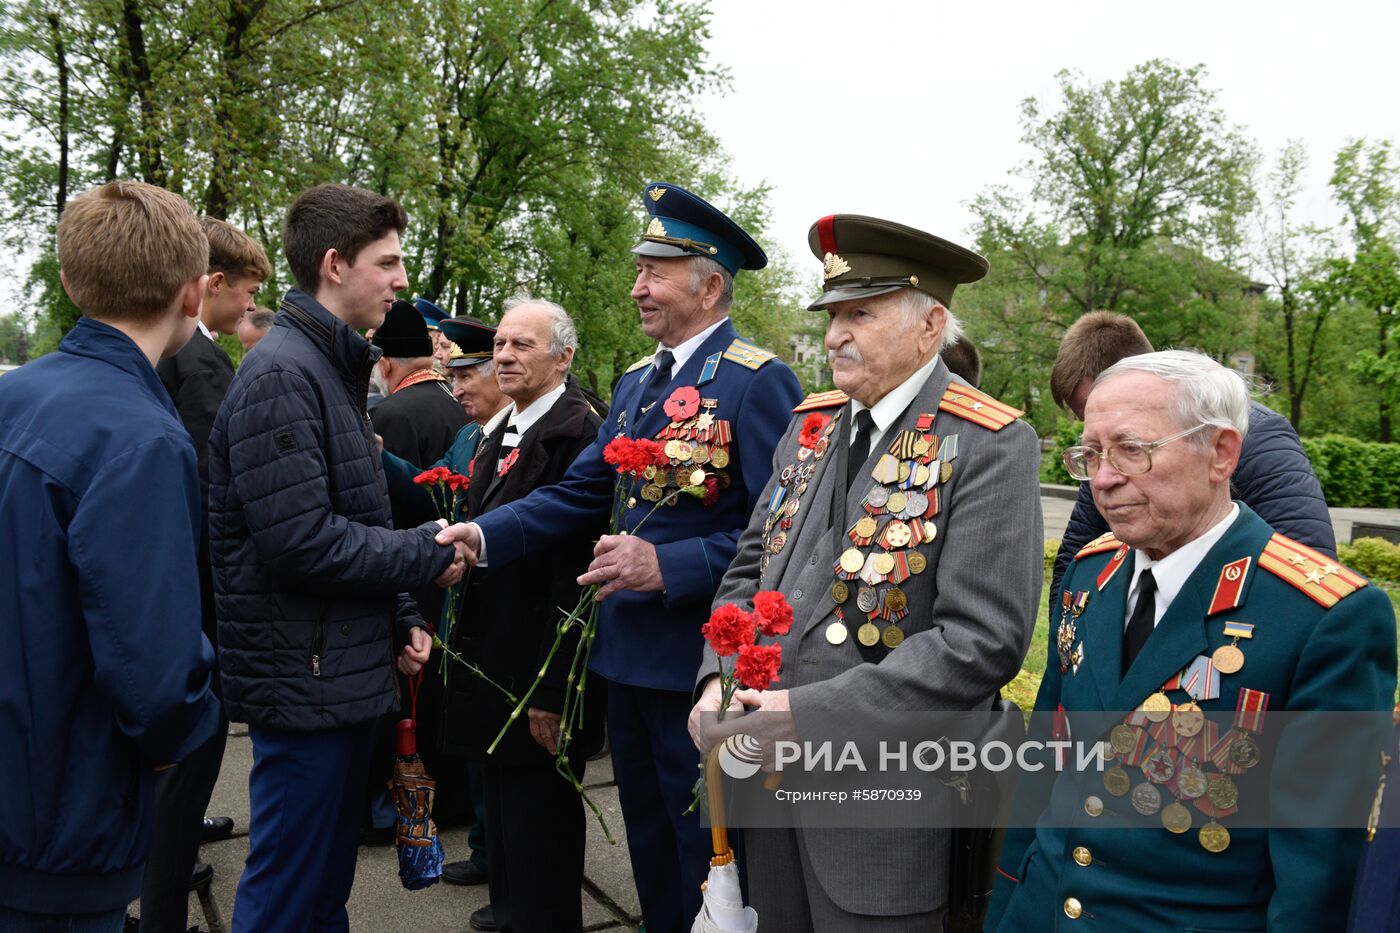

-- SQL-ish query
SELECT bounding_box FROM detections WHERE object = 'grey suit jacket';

[701,358,1043,916]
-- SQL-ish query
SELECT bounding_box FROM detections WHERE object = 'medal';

[940,461,953,484]
[884,586,908,613]
[1143,746,1177,784]
[886,490,908,514]
[1207,775,1239,810]
[825,621,849,645]
[1130,782,1162,816]
[831,581,849,604]
[710,447,729,469]
[1199,820,1231,853]
[1161,801,1192,834]
[1176,765,1208,799]
[1172,702,1205,737]
[1141,691,1173,722]
[881,625,905,648]
[767,532,786,554]
[1104,765,1131,797]
[1212,644,1244,674]
[864,486,889,509]
[853,515,879,540]
[857,622,881,647]
[1084,796,1104,817]
[855,587,879,613]
[883,521,912,548]
[839,548,864,574]
[872,552,896,576]
[908,552,927,574]
[1228,736,1260,769]
[1110,724,1140,756]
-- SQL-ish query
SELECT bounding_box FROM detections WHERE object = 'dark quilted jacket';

[208,289,454,731]
[1052,400,1336,605]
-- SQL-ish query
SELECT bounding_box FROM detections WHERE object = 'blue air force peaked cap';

[413,297,450,331]
[631,182,767,276]
[439,316,496,369]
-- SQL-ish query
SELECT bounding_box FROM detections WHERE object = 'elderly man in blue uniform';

[989,350,1397,932]
[439,183,803,932]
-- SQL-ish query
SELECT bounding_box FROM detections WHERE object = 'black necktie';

[637,349,674,415]
[846,408,876,490]
[1123,568,1156,671]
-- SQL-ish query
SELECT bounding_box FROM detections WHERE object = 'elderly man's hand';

[687,676,744,754]
[397,626,433,675]
[432,520,470,586]
[577,533,662,600]
[528,708,562,755]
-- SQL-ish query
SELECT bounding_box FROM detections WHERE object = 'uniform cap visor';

[807,283,905,310]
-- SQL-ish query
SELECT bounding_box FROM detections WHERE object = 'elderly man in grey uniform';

[690,214,1043,930]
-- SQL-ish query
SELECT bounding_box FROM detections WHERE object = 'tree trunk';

[121,0,166,187]
[47,13,69,218]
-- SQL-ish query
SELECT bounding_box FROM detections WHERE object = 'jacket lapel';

[1085,552,1131,709]
[628,320,737,438]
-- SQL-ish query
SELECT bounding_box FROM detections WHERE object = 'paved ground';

[142,493,1394,931]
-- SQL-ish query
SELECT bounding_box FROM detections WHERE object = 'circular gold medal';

[854,515,879,539]
[913,438,932,458]
[857,622,881,647]
[897,461,911,483]
[1212,643,1244,675]
[884,587,908,613]
[885,521,912,548]
[913,463,930,487]
[641,483,663,502]
[1141,692,1173,722]
[1161,801,1192,834]
[689,468,707,487]
[1228,736,1260,769]
[1176,766,1208,799]
[691,444,710,464]
[886,491,908,514]
[872,552,896,576]
[1084,795,1104,817]
[1207,775,1239,811]
[825,621,849,645]
[643,465,657,480]
[674,442,694,461]
[839,548,865,574]
[941,461,953,484]
[1110,724,1140,756]
[881,625,905,649]
[663,440,681,460]
[1172,702,1205,738]
[710,447,730,469]
[1103,765,1131,797]
[1130,782,1162,816]
[1199,820,1231,853]
[831,581,849,604]
[908,552,928,574]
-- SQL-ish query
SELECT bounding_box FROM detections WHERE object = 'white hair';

[688,256,735,308]
[892,287,963,351]
[501,294,577,359]
[1096,350,1251,445]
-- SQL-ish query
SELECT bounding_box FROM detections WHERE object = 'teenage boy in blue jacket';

[0,181,221,930]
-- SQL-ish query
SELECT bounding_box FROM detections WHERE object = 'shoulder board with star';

[938,385,1024,431]
[722,338,777,370]
[793,389,849,412]
[624,354,654,375]
[1258,532,1368,608]
[1074,532,1123,560]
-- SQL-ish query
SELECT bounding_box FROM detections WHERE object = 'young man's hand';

[397,626,432,675]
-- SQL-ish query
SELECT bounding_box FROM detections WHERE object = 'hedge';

[1301,434,1400,509]
[1339,537,1400,585]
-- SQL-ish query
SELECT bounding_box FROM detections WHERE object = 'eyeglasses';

[1062,423,1211,481]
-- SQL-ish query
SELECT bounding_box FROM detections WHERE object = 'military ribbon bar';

[937,433,959,463]
[1235,688,1269,734]
[915,413,934,432]
[1181,655,1220,702]
[1222,621,1255,640]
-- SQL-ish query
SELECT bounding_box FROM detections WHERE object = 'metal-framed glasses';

[1062,423,1211,481]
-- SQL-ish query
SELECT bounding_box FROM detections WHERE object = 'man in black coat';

[1048,311,1336,605]
[371,299,469,475]
[440,297,605,933]
[145,217,268,933]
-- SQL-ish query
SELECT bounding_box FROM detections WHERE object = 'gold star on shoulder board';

[1319,563,1341,577]
[1285,552,1309,567]
[1304,569,1326,585]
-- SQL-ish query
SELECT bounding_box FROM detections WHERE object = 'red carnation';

[702,476,719,507]
[603,437,669,477]
[734,643,782,691]
[446,473,470,492]
[702,604,756,657]
[752,590,793,637]
[798,413,830,449]
[663,385,702,421]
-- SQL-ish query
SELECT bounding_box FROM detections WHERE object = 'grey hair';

[688,256,735,308]
[892,287,963,351]
[501,294,577,360]
[1096,350,1251,445]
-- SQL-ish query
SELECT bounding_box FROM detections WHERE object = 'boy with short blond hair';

[0,181,220,928]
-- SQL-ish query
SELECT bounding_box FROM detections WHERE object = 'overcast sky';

[695,0,1400,277]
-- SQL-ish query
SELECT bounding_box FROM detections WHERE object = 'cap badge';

[823,252,851,281]
[645,217,668,238]
[649,187,667,201]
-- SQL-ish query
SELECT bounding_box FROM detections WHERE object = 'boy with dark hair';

[143,216,270,932]
[208,183,467,930]
[0,180,220,930]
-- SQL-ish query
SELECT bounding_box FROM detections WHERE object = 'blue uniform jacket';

[473,319,802,691]
[0,319,220,913]
[990,505,1396,933]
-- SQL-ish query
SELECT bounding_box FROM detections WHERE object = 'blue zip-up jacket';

[0,318,220,914]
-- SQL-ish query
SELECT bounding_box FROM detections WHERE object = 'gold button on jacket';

[1063,897,1083,919]
[1072,846,1092,867]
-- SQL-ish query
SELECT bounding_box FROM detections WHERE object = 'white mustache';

[827,346,863,365]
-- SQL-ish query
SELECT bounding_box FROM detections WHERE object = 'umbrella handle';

[705,748,733,864]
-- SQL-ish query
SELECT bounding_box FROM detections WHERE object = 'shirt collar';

[482,404,511,435]
[508,381,567,437]
[196,319,214,341]
[659,316,729,374]
[1127,503,1241,623]
[849,353,942,451]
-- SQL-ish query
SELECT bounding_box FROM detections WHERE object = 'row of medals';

[759,414,841,579]
[637,403,732,504]
[831,423,954,650]
[1088,638,1259,854]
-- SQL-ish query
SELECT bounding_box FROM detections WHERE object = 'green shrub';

[1339,537,1400,584]
[1301,435,1400,508]
[1045,539,1059,579]
[1040,420,1082,485]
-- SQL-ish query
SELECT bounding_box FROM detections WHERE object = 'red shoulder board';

[1074,532,1122,559]
[793,389,848,412]
[1258,533,1368,608]
[938,386,1023,431]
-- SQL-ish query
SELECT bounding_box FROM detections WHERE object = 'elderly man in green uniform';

[990,350,1397,932]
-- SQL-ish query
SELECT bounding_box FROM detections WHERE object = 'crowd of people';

[0,175,1396,933]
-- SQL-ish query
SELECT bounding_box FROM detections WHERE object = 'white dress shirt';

[1123,504,1241,628]
[849,353,943,455]
[661,316,729,372]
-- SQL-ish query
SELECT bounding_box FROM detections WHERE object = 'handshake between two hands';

[431,520,481,587]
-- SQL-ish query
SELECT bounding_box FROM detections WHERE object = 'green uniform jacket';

[991,504,1396,933]
[382,420,483,528]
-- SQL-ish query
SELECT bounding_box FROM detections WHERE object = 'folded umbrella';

[693,746,758,933]
[391,717,445,891]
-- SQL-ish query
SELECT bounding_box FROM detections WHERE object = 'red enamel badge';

[1207,557,1252,615]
